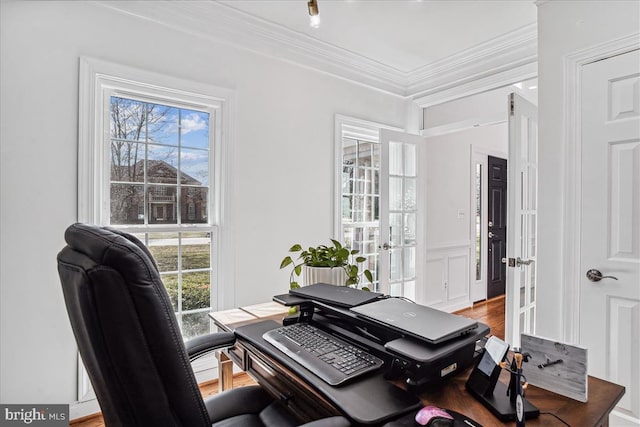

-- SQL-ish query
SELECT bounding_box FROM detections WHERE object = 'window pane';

[110,141,145,182]
[110,184,144,224]
[147,105,179,146]
[182,311,211,340]
[180,109,210,150]
[110,97,146,141]
[180,147,209,186]
[181,188,208,224]
[147,233,179,272]
[181,232,211,270]
[182,271,211,311]
[148,145,179,184]
[162,274,179,311]
[148,185,177,224]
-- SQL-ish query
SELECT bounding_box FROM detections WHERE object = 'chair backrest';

[57,223,210,426]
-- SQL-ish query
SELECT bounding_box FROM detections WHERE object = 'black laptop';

[350,298,478,344]
[289,283,383,308]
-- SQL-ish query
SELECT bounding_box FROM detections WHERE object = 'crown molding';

[95,1,537,101]
[407,23,538,101]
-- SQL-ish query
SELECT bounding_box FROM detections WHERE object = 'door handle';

[502,257,533,267]
[586,269,618,282]
[379,242,393,250]
[516,257,533,266]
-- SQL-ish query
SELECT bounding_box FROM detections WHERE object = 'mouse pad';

[383,409,483,427]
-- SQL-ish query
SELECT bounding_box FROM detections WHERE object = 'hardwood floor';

[70,296,505,426]
[455,295,505,340]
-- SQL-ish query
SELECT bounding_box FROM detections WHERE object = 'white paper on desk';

[484,336,509,364]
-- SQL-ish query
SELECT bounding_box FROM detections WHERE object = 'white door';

[505,93,538,348]
[580,49,640,424]
[379,129,425,300]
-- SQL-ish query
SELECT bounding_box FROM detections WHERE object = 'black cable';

[540,411,571,426]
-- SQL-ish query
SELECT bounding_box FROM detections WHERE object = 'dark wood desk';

[210,304,625,426]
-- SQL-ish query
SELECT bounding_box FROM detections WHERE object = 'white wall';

[0,2,408,405]
[423,122,507,311]
[536,0,640,340]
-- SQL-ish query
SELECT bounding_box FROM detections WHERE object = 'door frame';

[561,34,640,344]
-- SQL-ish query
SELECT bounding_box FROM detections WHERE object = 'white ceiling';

[219,0,537,73]
[98,0,539,100]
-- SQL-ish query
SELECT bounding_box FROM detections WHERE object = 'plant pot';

[302,265,348,286]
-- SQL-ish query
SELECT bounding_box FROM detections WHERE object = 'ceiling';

[98,0,539,101]
[219,0,538,74]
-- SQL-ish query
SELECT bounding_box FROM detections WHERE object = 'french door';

[337,120,424,300]
[505,93,539,347]
[378,129,425,299]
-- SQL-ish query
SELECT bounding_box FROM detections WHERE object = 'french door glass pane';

[342,137,382,291]
[404,144,416,177]
[404,213,416,245]
[475,163,482,280]
[390,248,402,281]
[390,213,402,246]
[404,178,416,210]
[403,247,416,279]
[389,177,403,210]
[389,142,402,175]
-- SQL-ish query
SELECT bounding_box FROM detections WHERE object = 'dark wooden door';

[487,156,507,299]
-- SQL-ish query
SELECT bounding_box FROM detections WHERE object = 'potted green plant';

[280,239,373,290]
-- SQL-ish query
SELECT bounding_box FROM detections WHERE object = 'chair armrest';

[300,417,351,427]
[185,331,235,361]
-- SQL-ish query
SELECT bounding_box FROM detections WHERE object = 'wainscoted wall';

[424,242,472,312]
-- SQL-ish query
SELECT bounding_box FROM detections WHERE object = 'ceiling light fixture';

[308,0,320,28]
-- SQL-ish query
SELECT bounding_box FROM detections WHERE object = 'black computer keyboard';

[262,322,384,386]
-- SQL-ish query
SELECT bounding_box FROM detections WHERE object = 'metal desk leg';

[216,350,233,392]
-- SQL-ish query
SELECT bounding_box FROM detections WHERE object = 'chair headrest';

[63,223,158,281]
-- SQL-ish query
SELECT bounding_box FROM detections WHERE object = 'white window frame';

[75,57,235,411]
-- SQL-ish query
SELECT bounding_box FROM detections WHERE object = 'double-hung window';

[79,58,232,341]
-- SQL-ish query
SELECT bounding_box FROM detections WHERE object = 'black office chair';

[57,223,350,427]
